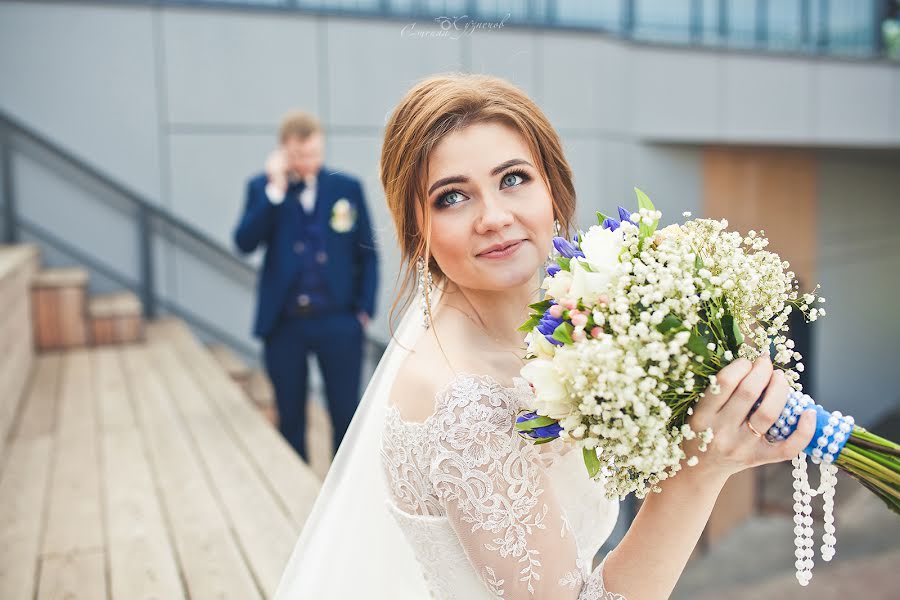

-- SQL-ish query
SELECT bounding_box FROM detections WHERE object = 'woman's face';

[418,121,554,292]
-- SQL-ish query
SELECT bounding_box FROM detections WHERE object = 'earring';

[416,255,434,329]
[553,218,561,237]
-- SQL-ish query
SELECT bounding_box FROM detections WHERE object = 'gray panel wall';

[814,150,900,425]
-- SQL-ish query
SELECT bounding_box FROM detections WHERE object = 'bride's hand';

[684,354,817,480]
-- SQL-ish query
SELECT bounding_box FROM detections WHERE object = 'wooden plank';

[119,346,260,600]
[37,550,106,600]
[33,287,59,350]
[41,350,103,556]
[93,348,133,430]
[9,354,61,441]
[103,430,184,599]
[0,244,39,282]
[58,286,87,347]
[0,437,53,600]
[148,320,321,525]
[91,317,115,345]
[117,315,143,344]
[0,291,34,455]
[207,343,252,385]
[147,338,300,598]
[98,346,184,600]
[32,267,88,289]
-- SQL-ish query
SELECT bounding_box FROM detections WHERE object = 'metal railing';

[101,0,899,60]
[0,109,385,363]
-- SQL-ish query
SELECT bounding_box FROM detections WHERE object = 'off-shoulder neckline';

[385,371,531,427]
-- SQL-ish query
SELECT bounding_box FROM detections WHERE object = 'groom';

[233,110,379,462]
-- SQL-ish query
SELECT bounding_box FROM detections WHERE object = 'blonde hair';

[379,72,577,345]
[279,110,322,143]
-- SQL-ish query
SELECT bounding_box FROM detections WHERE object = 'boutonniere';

[330,198,357,233]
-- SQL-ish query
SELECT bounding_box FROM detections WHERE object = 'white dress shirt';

[265,172,317,214]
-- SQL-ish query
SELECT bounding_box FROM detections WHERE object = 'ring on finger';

[745,419,765,439]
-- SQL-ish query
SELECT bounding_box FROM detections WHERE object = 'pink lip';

[478,239,524,259]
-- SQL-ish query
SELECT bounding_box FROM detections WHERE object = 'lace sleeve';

[427,374,625,600]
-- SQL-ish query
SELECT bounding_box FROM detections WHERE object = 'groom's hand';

[357,311,370,330]
[265,148,288,194]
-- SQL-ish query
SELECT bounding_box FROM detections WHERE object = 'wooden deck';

[0,317,321,599]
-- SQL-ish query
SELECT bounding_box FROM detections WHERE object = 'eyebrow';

[427,158,534,196]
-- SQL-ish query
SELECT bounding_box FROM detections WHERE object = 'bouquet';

[515,189,899,585]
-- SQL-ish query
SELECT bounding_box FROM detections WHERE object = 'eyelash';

[434,168,532,209]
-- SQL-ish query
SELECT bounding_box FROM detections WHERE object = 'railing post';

[718,0,729,43]
[1,129,16,244]
[817,0,831,53]
[801,0,812,52]
[756,0,769,47]
[690,0,703,44]
[138,204,157,319]
[621,0,635,38]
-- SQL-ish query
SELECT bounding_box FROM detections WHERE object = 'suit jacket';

[234,165,378,339]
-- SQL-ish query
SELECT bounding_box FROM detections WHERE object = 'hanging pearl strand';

[770,390,853,585]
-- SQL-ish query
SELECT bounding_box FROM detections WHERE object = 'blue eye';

[501,169,531,189]
[436,188,466,208]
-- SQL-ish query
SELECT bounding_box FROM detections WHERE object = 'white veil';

[272,287,442,599]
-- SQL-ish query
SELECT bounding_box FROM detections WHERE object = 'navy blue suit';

[234,165,378,460]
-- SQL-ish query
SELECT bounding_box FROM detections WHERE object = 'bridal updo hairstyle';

[379,73,577,341]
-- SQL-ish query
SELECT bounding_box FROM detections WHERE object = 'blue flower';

[552,236,584,259]
[532,423,563,439]
[601,206,633,232]
[537,312,564,346]
[546,263,561,276]
[516,411,563,440]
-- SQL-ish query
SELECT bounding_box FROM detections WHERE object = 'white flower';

[569,258,613,305]
[545,269,573,299]
[330,198,356,233]
[526,328,558,360]
[579,225,622,269]
[520,359,572,420]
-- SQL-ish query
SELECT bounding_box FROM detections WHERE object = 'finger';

[719,354,773,426]
[746,370,790,442]
[702,357,753,413]
[760,408,817,463]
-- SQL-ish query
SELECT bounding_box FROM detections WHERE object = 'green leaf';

[517,315,542,332]
[515,415,558,430]
[634,187,660,239]
[552,322,574,345]
[721,314,744,349]
[556,257,571,271]
[656,314,683,334]
[695,254,704,270]
[687,330,711,358]
[583,447,600,478]
[597,211,610,226]
[534,436,559,445]
[528,299,553,313]
[635,186,656,212]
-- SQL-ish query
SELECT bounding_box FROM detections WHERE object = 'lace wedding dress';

[272,284,622,599]
[380,371,622,599]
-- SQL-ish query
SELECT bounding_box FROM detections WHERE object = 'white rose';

[569,257,613,305]
[527,328,559,360]
[520,359,572,420]
[545,269,573,300]
[579,225,622,268]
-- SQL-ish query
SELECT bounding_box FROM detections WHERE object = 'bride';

[273,73,817,599]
